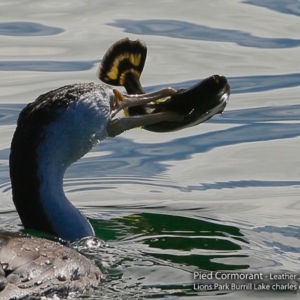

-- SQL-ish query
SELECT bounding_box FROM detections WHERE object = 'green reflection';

[91,212,249,271]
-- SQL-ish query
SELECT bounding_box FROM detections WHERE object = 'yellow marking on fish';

[120,69,141,86]
[106,65,119,80]
[129,53,141,66]
[105,53,142,81]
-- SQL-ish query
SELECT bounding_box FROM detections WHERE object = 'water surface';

[0,0,299,299]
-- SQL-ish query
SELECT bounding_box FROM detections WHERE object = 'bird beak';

[107,88,183,137]
[110,88,177,117]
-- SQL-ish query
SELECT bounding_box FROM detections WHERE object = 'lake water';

[0,0,300,299]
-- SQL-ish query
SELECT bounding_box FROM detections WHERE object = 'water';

[0,0,300,299]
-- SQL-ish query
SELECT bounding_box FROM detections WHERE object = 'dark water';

[0,1,299,299]
[108,18,300,48]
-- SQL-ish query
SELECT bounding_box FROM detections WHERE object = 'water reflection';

[0,60,99,72]
[243,0,300,17]
[0,104,24,126]
[74,122,300,176]
[0,1,299,299]
[140,73,300,95]
[108,19,300,49]
[186,180,300,191]
[0,21,63,36]
[213,104,300,124]
[89,212,296,298]
[92,212,248,271]
[1,103,300,191]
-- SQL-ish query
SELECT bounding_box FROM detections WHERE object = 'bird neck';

[10,141,94,241]
[38,159,95,241]
[9,98,99,241]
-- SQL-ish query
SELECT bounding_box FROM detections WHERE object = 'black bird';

[0,38,230,299]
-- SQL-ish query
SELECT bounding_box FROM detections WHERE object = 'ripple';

[0,103,24,125]
[243,0,300,18]
[89,212,248,297]
[63,176,185,196]
[148,73,300,94]
[108,19,300,49]
[186,180,300,191]
[2,102,300,196]
[0,2,299,299]
[0,181,11,193]
[65,121,300,179]
[214,104,300,125]
[0,21,64,36]
[0,60,99,72]
[63,176,300,195]
[87,211,297,298]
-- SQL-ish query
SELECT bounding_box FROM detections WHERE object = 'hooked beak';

[107,88,183,137]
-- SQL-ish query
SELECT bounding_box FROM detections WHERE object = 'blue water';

[0,1,299,299]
